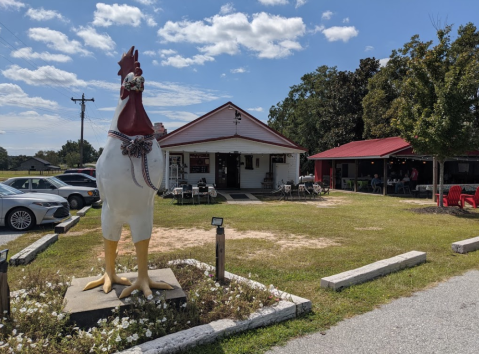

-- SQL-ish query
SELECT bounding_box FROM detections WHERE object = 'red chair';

[436,185,463,208]
[461,186,479,208]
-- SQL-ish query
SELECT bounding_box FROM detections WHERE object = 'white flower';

[161,317,167,322]
[121,321,129,329]
[51,312,57,317]
[115,335,121,342]
[57,314,65,320]
[126,336,133,343]
[132,333,139,341]
[204,270,209,276]
[16,344,22,351]
[145,329,152,338]
[131,290,139,295]
[181,303,187,308]
[147,294,153,301]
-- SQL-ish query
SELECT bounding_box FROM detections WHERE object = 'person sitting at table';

[395,173,410,193]
[371,174,383,191]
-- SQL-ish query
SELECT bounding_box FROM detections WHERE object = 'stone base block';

[321,251,426,291]
[63,268,186,328]
[452,236,479,254]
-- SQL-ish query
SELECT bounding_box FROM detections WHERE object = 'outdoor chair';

[197,186,210,204]
[436,185,463,208]
[372,182,383,194]
[181,184,194,205]
[461,186,479,208]
[397,181,411,194]
[317,181,329,195]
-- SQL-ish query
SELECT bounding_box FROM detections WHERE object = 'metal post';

[215,227,225,282]
[0,249,10,316]
[71,93,94,168]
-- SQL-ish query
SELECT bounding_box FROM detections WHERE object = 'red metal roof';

[308,137,411,160]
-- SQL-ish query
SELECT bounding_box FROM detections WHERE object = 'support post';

[354,159,358,192]
[331,160,336,189]
[71,93,94,167]
[432,157,437,202]
[216,227,225,283]
[383,158,388,196]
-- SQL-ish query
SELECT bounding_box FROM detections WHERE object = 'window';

[10,178,29,190]
[32,178,52,189]
[190,154,210,173]
[271,154,286,163]
[245,155,253,170]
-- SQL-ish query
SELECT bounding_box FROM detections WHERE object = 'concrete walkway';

[0,228,24,246]
[267,270,479,354]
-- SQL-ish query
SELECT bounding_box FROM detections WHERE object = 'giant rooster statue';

[84,46,173,299]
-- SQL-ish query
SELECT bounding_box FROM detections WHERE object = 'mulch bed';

[409,206,471,215]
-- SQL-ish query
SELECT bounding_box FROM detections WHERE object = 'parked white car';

[2,176,100,210]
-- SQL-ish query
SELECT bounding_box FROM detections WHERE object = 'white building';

[158,102,307,190]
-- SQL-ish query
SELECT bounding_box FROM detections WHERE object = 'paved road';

[267,270,479,354]
[0,228,24,246]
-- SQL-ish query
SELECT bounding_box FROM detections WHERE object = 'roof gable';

[158,102,305,150]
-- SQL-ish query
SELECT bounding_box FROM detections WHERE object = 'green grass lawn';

[4,191,479,353]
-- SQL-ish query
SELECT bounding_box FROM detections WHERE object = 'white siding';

[161,106,295,148]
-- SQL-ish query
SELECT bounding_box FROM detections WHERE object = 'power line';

[71,93,94,167]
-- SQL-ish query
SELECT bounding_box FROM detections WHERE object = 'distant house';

[17,157,61,173]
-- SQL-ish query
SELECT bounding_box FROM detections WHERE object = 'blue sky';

[0,0,477,156]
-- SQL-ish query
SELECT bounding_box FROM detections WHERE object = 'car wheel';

[7,208,35,231]
[68,195,84,210]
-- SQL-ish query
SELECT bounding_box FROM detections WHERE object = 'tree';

[65,152,81,168]
[58,140,98,164]
[393,23,479,205]
[268,58,379,174]
[0,147,7,170]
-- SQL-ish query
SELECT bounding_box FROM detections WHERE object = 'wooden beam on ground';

[9,234,58,266]
[320,251,426,291]
[54,216,80,234]
[77,206,91,217]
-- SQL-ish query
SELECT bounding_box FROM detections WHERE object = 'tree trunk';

[438,159,445,207]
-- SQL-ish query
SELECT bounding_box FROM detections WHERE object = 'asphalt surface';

[267,270,479,354]
[0,229,24,246]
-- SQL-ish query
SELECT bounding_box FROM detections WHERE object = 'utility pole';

[71,93,94,167]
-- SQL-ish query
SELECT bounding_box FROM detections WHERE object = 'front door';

[215,153,240,189]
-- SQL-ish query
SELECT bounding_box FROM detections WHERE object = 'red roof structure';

[308,137,412,160]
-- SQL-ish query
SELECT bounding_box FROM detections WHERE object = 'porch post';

[354,159,358,192]
[383,158,387,196]
[331,160,336,189]
[433,157,437,202]
[165,150,170,190]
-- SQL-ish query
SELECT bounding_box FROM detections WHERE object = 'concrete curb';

[119,259,312,354]
[451,236,479,254]
[320,250,426,291]
[77,206,92,217]
[54,216,80,234]
[9,233,58,266]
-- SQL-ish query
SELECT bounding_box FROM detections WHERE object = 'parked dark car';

[64,168,96,178]
[0,183,70,231]
[55,173,97,188]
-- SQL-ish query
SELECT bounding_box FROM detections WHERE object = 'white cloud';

[322,11,333,20]
[295,0,307,8]
[148,110,198,122]
[133,0,156,5]
[247,107,263,112]
[343,17,349,23]
[161,54,215,68]
[143,50,157,56]
[220,3,235,15]
[25,7,68,22]
[0,0,24,10]
[93,3,148,27]
[230,67,247,74]
[97,107,116,111]
[160,49,177,57]
[28,27,91,56]
[2,64,87,87]
[258,0,288,5]
[310,25,325,34]
[75,26,116,51]
[220,73,226,78]
[0,83,58,109]
[152,59,159,66]
[379,58,390,67]
[322,26,359,42]
[143,81,221,107]
[158,12,306,64]
[365,45,374,51]
[144,14,157,27]
[11,47,72,62]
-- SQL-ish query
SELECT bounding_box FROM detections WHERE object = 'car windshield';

[47,177,69,188]
[0,183,24,196]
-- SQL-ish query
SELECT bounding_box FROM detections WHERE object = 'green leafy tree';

[268,58,379,174]
[65,152,81,168]
[0,146,7,170]
[393,23,479,205]
[58,140,98,164]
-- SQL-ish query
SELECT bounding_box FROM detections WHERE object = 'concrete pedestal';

[63,268,186,328]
